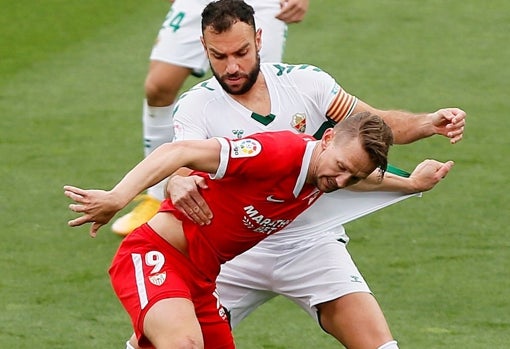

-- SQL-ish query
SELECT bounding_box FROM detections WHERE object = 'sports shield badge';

[291,113,306,133]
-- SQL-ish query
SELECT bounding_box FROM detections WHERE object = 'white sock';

[142,100,175,201]
[125,340,136,349]
[377,340,399,349]
[143,99,175,156]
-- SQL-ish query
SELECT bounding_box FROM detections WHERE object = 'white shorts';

[150,0,287,77]
[216,236,371,328]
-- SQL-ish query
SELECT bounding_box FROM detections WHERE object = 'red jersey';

[110,130,323,348]
[160,130,322,281]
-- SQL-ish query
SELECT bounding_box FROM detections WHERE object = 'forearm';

[353,100,435,144]
[110,143,188,207]
[350,159,454,194]
[377,110,435,144]
[169,167,193,179]
[349,171,418,194]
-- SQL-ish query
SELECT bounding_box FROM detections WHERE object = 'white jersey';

[173,63,418,246]
[174,63,347,140]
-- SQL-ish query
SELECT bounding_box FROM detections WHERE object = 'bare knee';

[137,332,203,349]
[129,334,203,349]
[143,298,204,349]
[144,78,179,106]
[144,62,192,106]
[155,335,204,349]
[145,326,204,349]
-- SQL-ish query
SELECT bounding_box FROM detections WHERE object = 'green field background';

[1,1,508,348]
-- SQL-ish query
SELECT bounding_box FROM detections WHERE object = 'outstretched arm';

[64,138,221,236]
[353,100,466,145]
[349,159,454,194]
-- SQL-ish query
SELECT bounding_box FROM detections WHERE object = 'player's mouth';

[318,177,337,193]
[224,73,246,83]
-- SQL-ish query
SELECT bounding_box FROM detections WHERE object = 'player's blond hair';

[333,112,393,176]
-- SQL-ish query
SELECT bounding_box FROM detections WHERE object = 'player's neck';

[306,143,322,186]
[229,72,271,116]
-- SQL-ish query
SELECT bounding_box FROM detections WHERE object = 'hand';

[167,175,213,225]
[408,159,455,192]
[429,108,466,144]
[276,0,309,23]
[64,185,123,237]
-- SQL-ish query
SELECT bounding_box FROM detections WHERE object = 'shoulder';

[262,62,334,81]
[261,63,337,99]
[176,78,222,105]
[180,78,221,97]
[173,77,224,116]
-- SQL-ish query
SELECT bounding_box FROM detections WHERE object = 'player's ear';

[321,128,334,149]
[255,28,262,52]
[200,36,207,51]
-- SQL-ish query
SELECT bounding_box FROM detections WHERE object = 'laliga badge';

[291,113,306,133]
[231,138,262,158]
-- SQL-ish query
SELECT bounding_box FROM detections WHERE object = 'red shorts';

[109,223,233,349]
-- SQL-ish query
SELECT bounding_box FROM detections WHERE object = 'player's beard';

[212,54,261,95]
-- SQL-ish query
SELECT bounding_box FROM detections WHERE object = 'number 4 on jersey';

[163,10,185,32]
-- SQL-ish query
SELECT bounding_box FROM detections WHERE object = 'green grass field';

[1,0,509,348]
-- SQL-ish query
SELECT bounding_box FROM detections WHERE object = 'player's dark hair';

[334,112,394,177]
[202,0,256,33]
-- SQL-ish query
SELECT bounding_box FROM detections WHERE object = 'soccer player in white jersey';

[111,0,310,236]
[120,2,465,349]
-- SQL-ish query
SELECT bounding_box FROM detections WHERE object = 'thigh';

[143,271,233,349]
[216,247,278,328]
[144,60,192,105]
[316,292,394,349]
[144,298,204,349]
[109,227,195,346]
[272,240,372,319]
[195,288,235,349]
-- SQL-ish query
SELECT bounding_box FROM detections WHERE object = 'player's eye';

[236,50,248,57]
[210,51,226,60]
